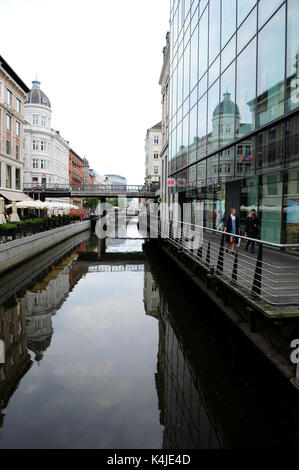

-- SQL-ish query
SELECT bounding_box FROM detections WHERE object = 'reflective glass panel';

[197,160,207,188]
[237,6,257,54]
[207,79,220,153]
[183,42,190,101]
[221,0,236,47]
[235,136,255,179]
[236,38,256,138]
[285,168,299,244]
[209,56,220,87]
[199,7,208,78]
[189,104,198,164]
[221,35,236,73]
[209,0,221,65]
[258,0,284,30]
[197,93,208,159]
[260,172,283,244]
[190,25,199,91]
[237,0,256,26]
[220,62,236,148]
[257,6,285,127]
[287,0,299,112]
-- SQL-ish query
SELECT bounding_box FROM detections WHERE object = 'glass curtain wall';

[169,0,299,243]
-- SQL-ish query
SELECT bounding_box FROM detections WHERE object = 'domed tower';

[23,80,69,190]
[24,80,52,127]
[23,81,52,187]
[213,91,241,144]
[212,92,240,182]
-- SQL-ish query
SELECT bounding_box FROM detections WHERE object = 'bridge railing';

[23,183,160,195]
[150,216,299,308]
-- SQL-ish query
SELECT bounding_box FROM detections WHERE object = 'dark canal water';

[0,219,299,449]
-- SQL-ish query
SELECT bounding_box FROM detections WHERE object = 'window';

[154,136,159,144]
[15,168,20,190]
[16,144,19,160]
[32,159,38,169]
[32,114,38,126]
[32,140,39,151]
[16,99,21,113]
[6,165,11,188]
[6,139,10,155]
[6,89,12,106]
[41,141,47,151]
[6,114,11,131]
[154,165,159,175]
[41,116,46,126]
[154,153,159,159]
[16,121,20,137]
[40,159,46,170]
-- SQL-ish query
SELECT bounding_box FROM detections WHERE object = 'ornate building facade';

[23,81,69,197]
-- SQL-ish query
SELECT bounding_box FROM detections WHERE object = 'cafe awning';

[0,190,33,202]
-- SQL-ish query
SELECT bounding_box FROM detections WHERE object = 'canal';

[0,219,299,449]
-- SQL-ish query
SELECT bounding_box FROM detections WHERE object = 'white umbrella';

[10,201,20,223]
[0,197,6,224]
[6,200,46,210]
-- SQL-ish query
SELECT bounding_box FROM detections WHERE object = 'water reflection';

[0,222,299,448]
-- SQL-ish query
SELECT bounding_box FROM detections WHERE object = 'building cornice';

[24,103,52,113]
[0,152,24,166]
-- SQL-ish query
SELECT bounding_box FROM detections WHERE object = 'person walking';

[245,209,259,254]
[224,208,240,254]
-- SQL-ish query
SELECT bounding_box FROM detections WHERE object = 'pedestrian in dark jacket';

[245,209,259,254]
[224,208,240,253]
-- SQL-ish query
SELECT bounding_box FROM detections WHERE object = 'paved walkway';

[179,230,299,309]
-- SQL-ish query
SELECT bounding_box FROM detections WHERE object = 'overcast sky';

[0,0,170,184]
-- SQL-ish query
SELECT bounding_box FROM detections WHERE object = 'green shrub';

[0,223,18,231]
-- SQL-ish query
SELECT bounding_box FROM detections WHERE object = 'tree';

[83,198,98,210]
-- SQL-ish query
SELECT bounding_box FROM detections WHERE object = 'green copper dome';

[213,92,240,117]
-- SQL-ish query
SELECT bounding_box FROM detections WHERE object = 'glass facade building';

[169,0,299,244]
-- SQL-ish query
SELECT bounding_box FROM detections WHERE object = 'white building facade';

[144,122,162,185]
[24,81,69,192]
[104,174,127,187]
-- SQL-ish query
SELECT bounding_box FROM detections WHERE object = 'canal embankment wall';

[145,240,299,391]
[0,220,91,276]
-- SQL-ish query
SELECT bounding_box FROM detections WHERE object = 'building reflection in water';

[143,269,223,449]
[0,241,89,428]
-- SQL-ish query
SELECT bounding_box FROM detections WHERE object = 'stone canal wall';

[0,220,91,275]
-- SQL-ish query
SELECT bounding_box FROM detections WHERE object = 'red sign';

[177,178,186,187]
[168,178,176,187]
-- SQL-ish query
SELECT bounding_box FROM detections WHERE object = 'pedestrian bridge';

[24,183,159,200]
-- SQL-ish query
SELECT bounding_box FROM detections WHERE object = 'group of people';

[223,208,259,255]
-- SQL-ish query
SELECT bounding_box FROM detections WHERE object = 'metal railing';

[23,183,160,196]
[150,216,299,307]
